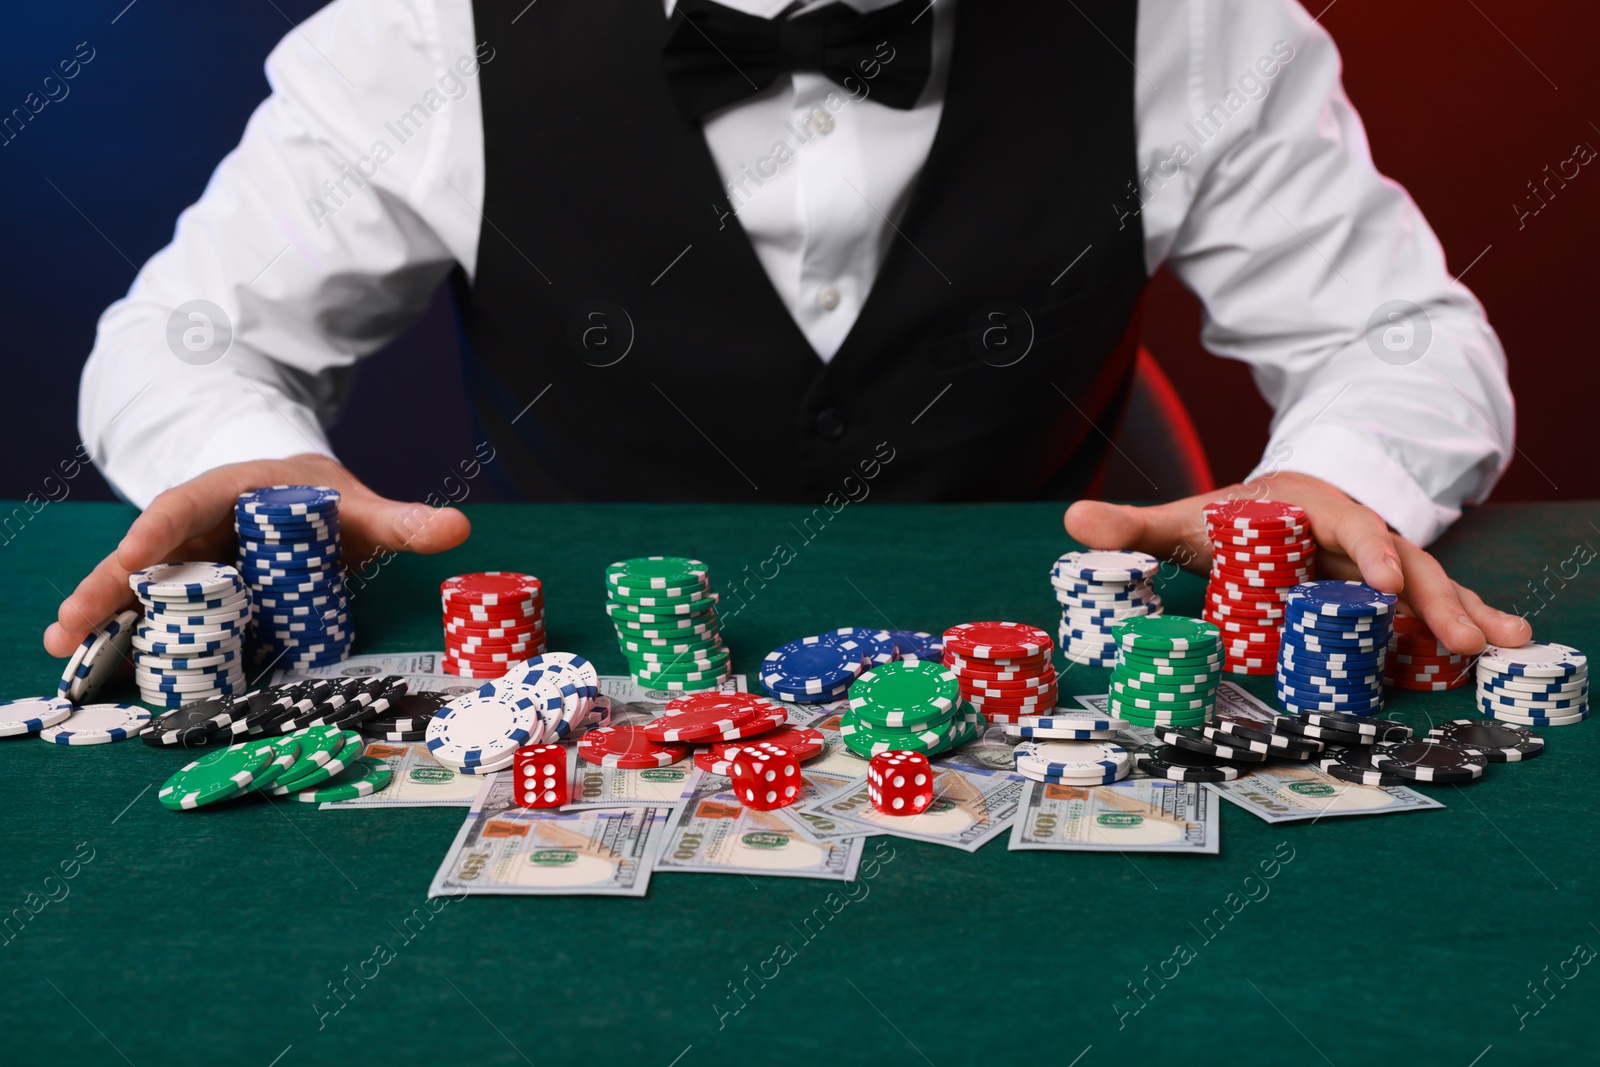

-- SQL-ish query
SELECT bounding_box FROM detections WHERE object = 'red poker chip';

[444,603,542,624]
[977,709,1032,724]
[447,643,546,664]
[445,627,546,646]
[643,700,757,743]
[943,621,1052,660]
[963,674,1057,693]
[1211,554,1313,573]
[1223,662,1277,676]
[663,691,768,715]
[1208,585,1291,604]
[1205,619,1282,639]
[965,687,1059,708]
[448,638,542,658]
[439,571,543,606]
[1390,614,1433,636]
[1222,652,1274,669]
[577,725,690,768]
[715,702,788,740]
[944,652,1053,676]
[1217,541,1317,562]
[699,725,825,771]
[1210,566,1311,588]
[1205,601,1285,620]
[441,661,509,678]
[1203,499,1309,528]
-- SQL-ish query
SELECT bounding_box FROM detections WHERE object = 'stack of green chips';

[839,659,983,758]
[606,556,730,692]
[1108,616,1222,728]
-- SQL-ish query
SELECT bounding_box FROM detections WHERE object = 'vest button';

[816,285,840,311]
[808,108,835,135]
[814,407,847,439]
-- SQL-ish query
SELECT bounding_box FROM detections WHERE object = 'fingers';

[344,497,472,559]
[46,549,136,656]
[1393,540,1488,655]
[1454,583,1533,649]
[1326,506,1405,595]
[1064,493,1215,571]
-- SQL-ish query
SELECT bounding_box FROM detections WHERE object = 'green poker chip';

[605,600,717,626]
[270,729,364,794]
[605,557,708,596]
[1113,616,1220,653]
[292,756,393,803]
[847,660,960,728]
[837,706,953,757]
[621,634,724,656]
[605,587,713,611]
[1109,683,1212,710]
[238,735,304,795]
[159,741,275,811]
[1113,672,1221,694]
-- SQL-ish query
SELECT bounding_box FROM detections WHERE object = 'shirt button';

[816,286,840,311]
[808,108,835,135]
[814,407,847,439]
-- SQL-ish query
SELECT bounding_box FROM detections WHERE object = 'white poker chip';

[57,629,98,702]
[424,691,543,768]
[67,608,143,705]
[1478,642,1587,679]
[0,697,74,737]
[130,562,244,601]
[39,703,151,745]
[1012,739,1131,776]
[1052,550,1160,583]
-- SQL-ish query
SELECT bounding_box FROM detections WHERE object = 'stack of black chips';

[142,675,410,749]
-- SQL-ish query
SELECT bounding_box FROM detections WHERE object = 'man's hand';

[1064,471,1530,656]
[44,454,471,658]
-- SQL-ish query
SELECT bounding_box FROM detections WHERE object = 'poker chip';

[1105,615,1220,727]
[608,558,728,691]
[817,627,896,666]
[694,726,826,775]
[38,703,151,745]
[1273,579,1394,718]
[1426,719,1544,762]
[889,631,944,660]
[159,741,276,810]
[291,756,393,802]
[1152,725,1271,762]
[0,696,74,737]
[1475,641,1589,727]
[577,724,690,768]
[425,690,542,769]
[1200,721,1322,757]
[1316,745,1406,786]
[129,562,252,706]
[643,699,757,742]
[1199,500,1315,671]
[1013,740,1131,785]
[1049,551,1163,664]
[944,621,1051,659]
[230,487,353,670]
[763,637,863,699]
[1135,744,1245,782]
[1368,738,1487,783]
[848,659,961,728]
[58,609,138,704]
[941,621,1058,723]
[268,729,366,793]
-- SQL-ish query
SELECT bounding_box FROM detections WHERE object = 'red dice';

[513,743,568,808]
[728,743,802,811]
[868,750,934,815]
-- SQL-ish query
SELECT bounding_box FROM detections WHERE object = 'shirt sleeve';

[77,0,488,507]
[1135,0,1515,546]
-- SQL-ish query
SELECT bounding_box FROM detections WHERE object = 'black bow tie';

[662,0,934,122]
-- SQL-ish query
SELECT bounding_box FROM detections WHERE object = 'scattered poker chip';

[577,724,689,768]
[426,691,542,768]
[1426,719,1544,762]
[1368,738,1487,783]
[364,692,446,735]
[763,637,863,697]
[38,703,151,745]
[1153,725,1272,762]
[943,621,1051,660]
[59,609,138,704]
[235,734,304,795]
[159,741,276,810]
[0,696,74,737]
[1316,745,1406,786]
[141,697,240,747]
[694,726,826,775]
[269,729,366,793]
[1200,721,1322,757]
[1478,641,1586,678]
[818,627,897,666]
[643,700,757,742]
[291,756,393,802]
[1135,744,1244,782]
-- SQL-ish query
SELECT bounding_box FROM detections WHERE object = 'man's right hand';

[44,453,471,658]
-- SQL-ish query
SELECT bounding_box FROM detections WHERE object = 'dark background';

[3,1,1595,506]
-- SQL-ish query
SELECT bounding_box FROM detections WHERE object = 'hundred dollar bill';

[801,766,1023,852]
[567,755,703,810]
[1008,778,1219,853]
[599,673,748,726]
[770,769,873,843]
[429,772,668,897]
[320,740,483,809]
[655,774,864,880]
[1206,762,1445,823]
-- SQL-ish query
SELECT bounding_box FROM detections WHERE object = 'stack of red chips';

[1201,500,1315,675]
[440,571,547,678]
[941,621,1057,724]
[1384,613,1473,690]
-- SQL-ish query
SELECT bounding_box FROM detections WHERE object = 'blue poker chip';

[761,638,864,694]
[255,588,345,610]
[1286,629,1385,649]
[1009,727,1119,740]
[816,628,895,666]
[1284,580,1398,617]
[888,630,944,660]
[236,485,341,517]
[1278,692,1384,713]
[1277,681,1382,705]
[1052,580,1145,597]
[238,551,339,571]
[1277,664,1383,689]
[1279,650,1386,671]
[1287,618,1389,639]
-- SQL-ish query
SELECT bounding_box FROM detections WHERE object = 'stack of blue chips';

[760,628,898,704]
[234,485,353,670]
[1275,580,1397,717]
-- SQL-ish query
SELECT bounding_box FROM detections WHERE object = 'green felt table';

[2,500,1597,1066]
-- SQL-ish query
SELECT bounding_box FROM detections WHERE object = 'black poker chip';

[1135,744,1244,782]
[1369,738,1487,783]
[142,698,239,748]
[1426,719,1544,762]
[1201,720,1323,758]
[1316,745,1405,786]
[1299,710,1413,741]
[1273,715,1380,746]
[1153,726,1271,762]
[364,692,445,735]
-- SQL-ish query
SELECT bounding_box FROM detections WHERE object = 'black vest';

[457,0,1147,502]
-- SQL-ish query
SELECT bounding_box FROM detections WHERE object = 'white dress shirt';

[77,0,1514,546]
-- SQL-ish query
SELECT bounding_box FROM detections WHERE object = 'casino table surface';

[2,500,1596,1067]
